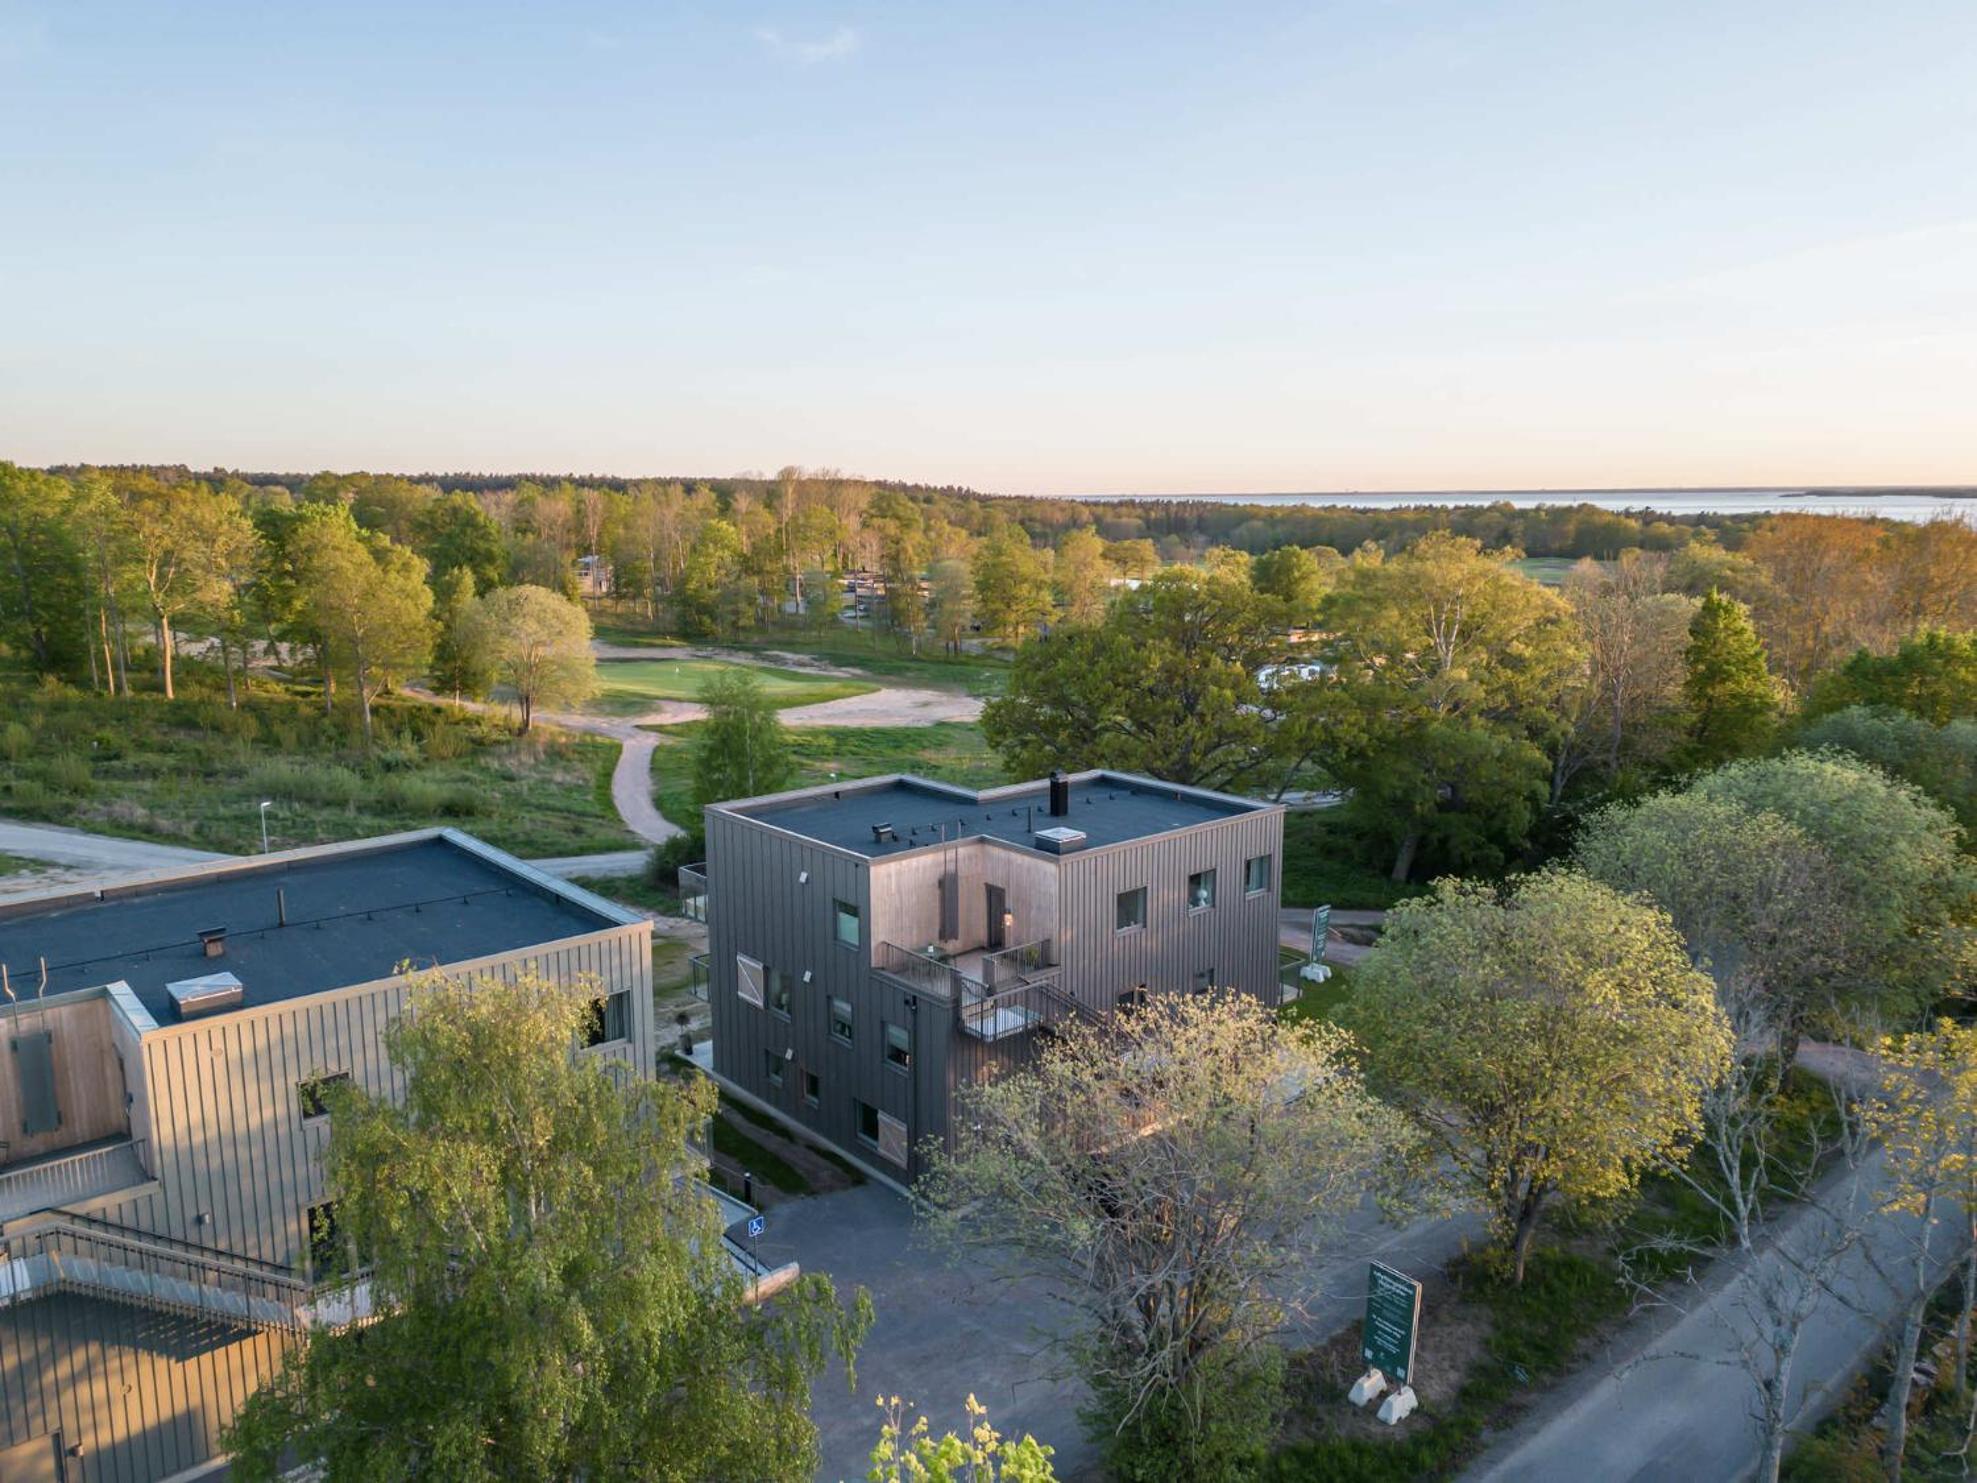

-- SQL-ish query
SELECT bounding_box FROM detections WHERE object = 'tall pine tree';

[1682,589,1779,768]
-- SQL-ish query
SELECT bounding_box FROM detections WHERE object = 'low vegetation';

[0,671,632,856]
[589,656,876,715]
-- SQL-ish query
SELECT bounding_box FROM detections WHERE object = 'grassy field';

[1509,556,1586,587]
[0,671,634,857]
[592,620,1008,697]
[649,721,1003,825]
[589,658,877,716]
[1281,810,1432,911]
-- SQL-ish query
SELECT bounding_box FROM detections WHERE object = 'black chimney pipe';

[1048,770,1070,817]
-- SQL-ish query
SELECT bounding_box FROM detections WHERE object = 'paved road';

[1279,906,1385,966]
[1463,1143,1959,1482]
[772,1179,1481,1482]
[0,820,224,873]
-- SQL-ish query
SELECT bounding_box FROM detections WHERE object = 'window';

[583,991,629,1046]
[306,1201,343,1277]
[885,1021,912,1071]
[834,899,862,949]
[1116,986,1149,1014]
[1115,886,1148,933]
[804,1070,820,1108]
[298,1071,351,1120]
[856,1099,880,1148]
[736,953,765,1008]
[831,996,855,1044]
[1244,854,1272,896]
[768,967,791,1018]
[764,1050,784,1089]
[1187,869,1217,913]
[1192,968,1217,995]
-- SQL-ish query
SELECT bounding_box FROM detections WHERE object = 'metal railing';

[687,952,710,1002]
[678,866,708,924]
[0,1138,151,1225]
[981,937,1057,991]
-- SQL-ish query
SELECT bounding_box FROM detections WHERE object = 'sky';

[2,1,1975,496]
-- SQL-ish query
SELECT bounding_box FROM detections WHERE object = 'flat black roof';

[0,835,624,1023]
[728,773,1265,858]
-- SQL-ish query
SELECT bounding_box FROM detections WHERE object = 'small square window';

[583,991,629,1046]
[834,899,862,949]
[1244,854,1271,896]
[768,967,791,1018]
[856,1099,881,1147]
[804,1070,820,1108]
[1116,887,1148,933]
[1116,986,1149,1014]
[885,1021,912,1071]
[831,996,855,1044]
[1193,968,1216,995]
[1188,869,1217,912]
[765,1050,784,1088]
[298,1071,350,1120]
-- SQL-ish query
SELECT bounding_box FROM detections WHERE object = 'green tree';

[1805,629,1977,725]
[1691,751,1974,1019]
[294,519,434,747]
[982,568,1275,790]
[412,491,510,596]
[879,519,929,642]
[921,993,1409,1483]
[476,584,597,732]
[429,567,496,702]
[679,518,744,637]
[224,970,870,1481]
[692,669,793,807]
[867,1395,1056,1483]
[0,461,85,674]
[1574,790,1852,1063]
[1344,871,1732,1282]
[929,556,976,654]
[1250,544,1337,628]
[1681,590,1780,767]
[1051,526,1110,627]
[971,524,1052,647]
[1797,705,1976,834]
[1292,533,1579,879]
[122,478,259,699]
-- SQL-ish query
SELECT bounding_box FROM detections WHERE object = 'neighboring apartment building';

[0,829,653,1483]
[692,771,1283,1181]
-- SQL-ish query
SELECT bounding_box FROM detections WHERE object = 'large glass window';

[1116,886,1148,933]
[885,1021,912,1071]
[768,967,791,1018]
[834,899,862,949]
[298,1071,350,1121]
[804,1070,820,1108]
[583,992,629,1046]
[1244,854,1272,896]
[1188,869,1217,912]
[856,1099,880,1148]
[830,996,855,1044]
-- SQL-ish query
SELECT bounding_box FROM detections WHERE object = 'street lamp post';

[259,800,273,855]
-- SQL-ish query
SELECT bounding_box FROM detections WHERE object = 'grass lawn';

[0,671,634,858]
[1279,955,1353,1025]
[649,721,1003,823]
[592,620,1008,697]
[0,852,39,877]
[588,657,877,716]
[1281,810,1432,911]
[709,1113,812,1196]
[1509,556,1591,587]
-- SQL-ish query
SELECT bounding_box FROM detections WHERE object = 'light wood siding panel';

[135,923,649,1267]
[1055,810,1284,1013]
[0,999,129,1163]
[0,1289,293,1483]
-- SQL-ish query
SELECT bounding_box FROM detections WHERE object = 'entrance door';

[985,884,1007,951]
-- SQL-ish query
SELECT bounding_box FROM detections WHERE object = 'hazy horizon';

[4,1,1975,493]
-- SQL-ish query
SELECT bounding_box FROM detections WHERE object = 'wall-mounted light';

[801,970,814,984]
[798,870,810,885]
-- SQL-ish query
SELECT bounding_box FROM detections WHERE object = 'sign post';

[1309,904,1332,968]
[1351,1261,1422,1423]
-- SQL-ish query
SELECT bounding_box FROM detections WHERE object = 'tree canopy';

[475,583,597,732]
[692,668,793,808]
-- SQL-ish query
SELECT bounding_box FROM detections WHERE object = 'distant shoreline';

[1057,485,1977,502]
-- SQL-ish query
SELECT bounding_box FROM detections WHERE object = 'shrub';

[647,831,706,888]
[8,779,51,811]
[1087,1344,1284,1483]
[245,760,364,807]
[424,724,470,761]
[0,723,31,765]
[35,754,93,795]
[379,774,488,818]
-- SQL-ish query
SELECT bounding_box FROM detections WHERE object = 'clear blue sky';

[3,1,1974,494]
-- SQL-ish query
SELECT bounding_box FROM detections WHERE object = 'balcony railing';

[679,865,708,923]
[875,940,1072,1044]
[0,1137,151,1225]
[688,952,710,1002]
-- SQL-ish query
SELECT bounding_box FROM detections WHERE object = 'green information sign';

[1362,1261,1422,1384]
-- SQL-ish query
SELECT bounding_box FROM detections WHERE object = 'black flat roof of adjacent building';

[0,833,628,1023]
[724,772,1270,858]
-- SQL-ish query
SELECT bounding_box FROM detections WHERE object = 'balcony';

[688,951,710,1002]
[874,939,1075,1043]
[0,1137,153,1226]
[678,865,708,924]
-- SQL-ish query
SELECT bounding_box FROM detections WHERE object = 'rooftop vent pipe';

[198,926,228,959]
[1048,771,1070,817]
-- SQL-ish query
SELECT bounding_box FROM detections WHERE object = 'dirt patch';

[1281,1264,1491,1447]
